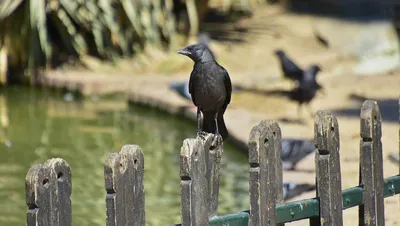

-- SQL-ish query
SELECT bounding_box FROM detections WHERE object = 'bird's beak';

[177,48,191,56]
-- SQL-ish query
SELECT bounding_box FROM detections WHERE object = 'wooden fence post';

[359,100,385,225]
[312,111,343,226]
[104,145,145,226]
[248,120,283,226]
[26,158,72,226]
[180,133,224,226]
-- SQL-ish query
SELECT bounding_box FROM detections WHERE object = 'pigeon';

[169,81,191,100]
[281,139,316,170]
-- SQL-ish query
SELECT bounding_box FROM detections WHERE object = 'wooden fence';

[25,100,400,225]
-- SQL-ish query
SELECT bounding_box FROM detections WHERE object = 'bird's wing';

[284,57,304,79]
[188,69,197,105]
[221,67,232,114]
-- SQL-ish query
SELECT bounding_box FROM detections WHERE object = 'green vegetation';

[0,0,178,83]
[0,0,266,84]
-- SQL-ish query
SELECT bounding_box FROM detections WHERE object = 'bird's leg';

[196,108,201,136]
[214,112,219,135]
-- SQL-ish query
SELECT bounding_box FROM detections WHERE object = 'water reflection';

[0,87,249,226]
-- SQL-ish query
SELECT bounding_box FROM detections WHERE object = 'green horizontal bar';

[342,186,363,210]
[172,212,249,226]
[209,212,249,226]
[383,175,400,197]
[276,198,319,223]
[173,175,400,225]
[276,174,400,223]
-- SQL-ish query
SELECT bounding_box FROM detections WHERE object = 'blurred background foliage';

[0,0,268,84]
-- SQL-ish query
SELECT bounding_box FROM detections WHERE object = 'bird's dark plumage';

[281,139,316,170]
[275,49,304,81]
[289,65,322,104]
[288,64,322,118]
[177,44,232,140]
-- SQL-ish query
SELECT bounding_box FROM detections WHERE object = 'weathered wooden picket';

[25,100,400,225]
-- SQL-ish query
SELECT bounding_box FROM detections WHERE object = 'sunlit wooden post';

[26,158,72,226]
[180,133,224,226]
[248,120,283,226]
[311,111,343,226]
[104,145,145,226]
[359,100,385,225]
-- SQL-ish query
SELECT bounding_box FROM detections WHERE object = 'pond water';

[0,87,249,226]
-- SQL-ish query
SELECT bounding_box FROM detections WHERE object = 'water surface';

[0,87,249,225]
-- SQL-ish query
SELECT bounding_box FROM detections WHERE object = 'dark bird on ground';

[288,65,323,119]
[169,81,191,100]
[281,139,316,170]
[283,182,316,201]
[266,65,323,120]
[177,44,232,140]
[275,49,304,81]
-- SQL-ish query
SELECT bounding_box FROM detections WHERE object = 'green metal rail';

[174,175,400,225]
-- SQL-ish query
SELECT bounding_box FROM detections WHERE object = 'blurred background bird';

[281,139,316,170]
[275,49,304,82]
[169,81,191,100]
[288,64,323,119]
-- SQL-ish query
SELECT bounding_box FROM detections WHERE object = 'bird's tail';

[202,111,229,140]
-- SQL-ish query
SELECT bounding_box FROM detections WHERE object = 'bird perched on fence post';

[177,44,232,140]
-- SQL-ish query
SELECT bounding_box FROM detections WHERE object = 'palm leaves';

[0,0,176,82]
[0,0,264,84]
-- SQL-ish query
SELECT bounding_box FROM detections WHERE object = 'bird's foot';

[210,133,223,150]
[196,130,209,138]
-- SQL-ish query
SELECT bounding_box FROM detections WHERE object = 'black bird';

[275,49,304,81]
[177,44,232,140]
[288,65,322,119]
[281,139,316,170]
